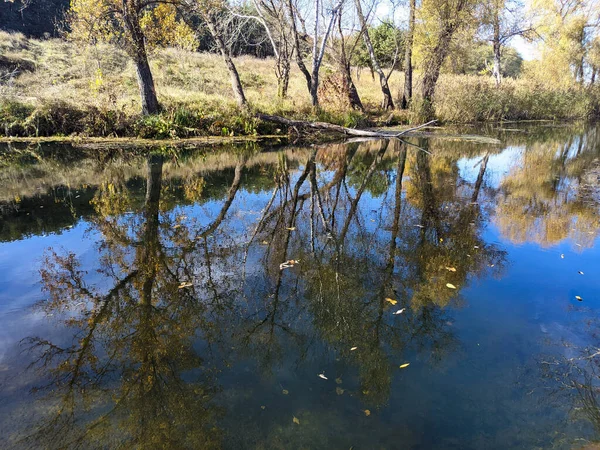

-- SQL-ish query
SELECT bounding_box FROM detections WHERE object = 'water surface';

[1,125,600,449]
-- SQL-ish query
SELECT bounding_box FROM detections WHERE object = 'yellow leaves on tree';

[140,4,198,52]
[69,0,197,52]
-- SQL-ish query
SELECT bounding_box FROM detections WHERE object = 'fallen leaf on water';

[282,389,289,395]
[446,283,457,289]
[172,224,181,229]
[385,298,398,305]
[363,409,371,416]
[560,254,565,259]
[318,373,328,380]
[578,271,584,275]
[445,266,457,272]
[399,363,410,369]
[393,308,406,315]
[336,387,345,395]
[286,227,296,231]
[576,296,583,301]
[260,240,269,245]
[293,416,300,425]
[335,378,343,385]
[280,260,299,270]
[350,347,358,351]
[261,406,266,410]
[178,282,193,289]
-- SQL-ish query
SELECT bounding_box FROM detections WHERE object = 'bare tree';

[287,0,345,107]
[478,0,535,86]
[354,0,394,109]
[231,0,295,98]
[332,3,364,110]
[194,7,249,108]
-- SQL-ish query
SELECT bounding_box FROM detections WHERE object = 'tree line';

[7,0,600,121]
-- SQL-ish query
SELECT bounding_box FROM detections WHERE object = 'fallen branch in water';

[256,113,437,138]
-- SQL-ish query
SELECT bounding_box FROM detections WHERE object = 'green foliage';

[444,42,523,77]
[353,23,405,70]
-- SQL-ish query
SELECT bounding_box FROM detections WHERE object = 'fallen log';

[256,113,437,138]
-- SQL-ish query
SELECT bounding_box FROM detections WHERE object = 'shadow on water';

[0,123,600,448]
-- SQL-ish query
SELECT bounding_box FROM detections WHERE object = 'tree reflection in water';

[11,127,600,448]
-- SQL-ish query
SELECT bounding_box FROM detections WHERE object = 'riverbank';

[1,31,599,139]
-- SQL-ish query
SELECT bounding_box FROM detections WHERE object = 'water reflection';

[0,124,599,448]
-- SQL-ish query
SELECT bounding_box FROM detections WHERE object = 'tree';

[193,4,249,108]
[401,0,416,109]
[354,0,395,109]
[287,0,344,107]
[478,0,534,86]
[528,0,600,85]
[230,0,295,98]
[68,0,191,115]
[417,0,473,120]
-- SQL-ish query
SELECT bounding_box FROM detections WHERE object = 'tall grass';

[0,31,598,138]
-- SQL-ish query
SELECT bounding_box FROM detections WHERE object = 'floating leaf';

[350,347,358,351]
[286,227,296,231]
[445,266,457,272]
[178,282,193,289]
[336,387,345,395]
[260,240,269,245]
[364,409,371,416]
[261,406,266,410]
[399,363,410,369]
[393,308,406,315]
[282,389,289,395]
[385,298,398,305]
[576,296,583,301]
[335,378,343,385]
[318,373,328,380]
[560,254,565,259]
[172,224,181,229]
[279,260,299,270]
[293,416,300,425]
[446,283,457,289]
[578,271,584,275]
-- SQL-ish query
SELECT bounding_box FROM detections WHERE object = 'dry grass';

[0,30,598,138]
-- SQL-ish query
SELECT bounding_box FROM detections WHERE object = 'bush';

[429,75,600,123]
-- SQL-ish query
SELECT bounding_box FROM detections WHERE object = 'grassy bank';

[1,31,599,139]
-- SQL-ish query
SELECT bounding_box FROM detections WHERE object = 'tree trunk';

[591,67,597,86]
[492,11,502,87]
[354,0,394,109]
[420,27,458,120]
[287,0,312,94]
[401,0,415,109]
[337,11,363,111]
[133,57,160,116]
[277,58,291,98]
[122,1,159,115]
[204,14,248,108]
[341,61,364,111]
